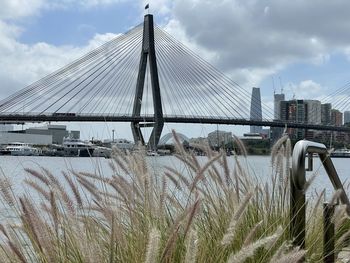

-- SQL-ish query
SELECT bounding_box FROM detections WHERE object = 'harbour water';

[1,155,349,198]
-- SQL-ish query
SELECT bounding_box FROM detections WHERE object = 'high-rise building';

[280,100,307,123]
[305,100,321,124]
[274,93,285,120]
[331,109,343,126]
[321,103,332,125]
[250,87,262,134]
[279,99,309,139]
[344,111,350,125]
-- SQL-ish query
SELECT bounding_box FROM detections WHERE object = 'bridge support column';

[131,14,164,150]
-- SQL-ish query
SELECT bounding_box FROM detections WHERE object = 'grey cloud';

[168,0,350,74]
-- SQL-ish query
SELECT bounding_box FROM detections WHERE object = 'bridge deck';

[0,114,349,132]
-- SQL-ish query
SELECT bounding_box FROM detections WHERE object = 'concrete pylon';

[131,14,164,150]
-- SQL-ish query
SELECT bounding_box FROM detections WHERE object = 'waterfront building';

[274,92,285,120]
[305,100,321,124]
[280,100,307,123]
[250,87,262,134]
[271,92,285,142]
[280,99,308,139]
[0,132,52,145]
[344,111,350,124]
[207,130,232,147]
[331,109,343,126]
[25,125,80,144]
[321,103,332,125]
[189,137,208,145]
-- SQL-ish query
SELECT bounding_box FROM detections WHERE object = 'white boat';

[92,146,111,158]
[330,148,350,158]
[63,138,94,157]
[112,139,134,151]
[5,142,40,156]
[146,150,159,156]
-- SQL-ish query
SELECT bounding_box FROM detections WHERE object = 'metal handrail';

[290,140,350,249]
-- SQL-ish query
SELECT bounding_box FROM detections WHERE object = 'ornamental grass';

[0,131,349,262]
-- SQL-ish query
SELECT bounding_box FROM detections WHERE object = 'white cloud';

[0,24,118,97]
[283,80,325,100]
[0,0,128,21]
[0,0,44,19]
[48,0,128,9]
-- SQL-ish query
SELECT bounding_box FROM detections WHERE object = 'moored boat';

[5,142,40,156]
[330,148,350,158]
[63,138,94,157]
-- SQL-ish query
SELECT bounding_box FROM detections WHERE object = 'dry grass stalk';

[227,226,283,263]
[111,152,129,175]
[62,172,83,208]
[164,166,191,189]
[24,179,50,201]
[330,189,343,205]
[42,168,75,215]
[160,223,181,262]
[271,135,289,166]
[144,228,161,263]
[190,153,222,192]
[337,228,350,248]
[221,191,253,245]
[75,174,101,201]
[7,240,26,263]
[184,199,201,238]
[243,220,263,246]
[272,248,306,263]
[50,191,59,233]
[232,134,247,157]
[184,229,198,263]
[221,152,231,186]
[24,168,50,186]
[159,176,167,219]
[332,204,349,228]
[172,130,186,155]
[164,171,181,189]
[303,171,319,193]
[19,197,44,254]
[174,153,197,173]
[0,177,15,207]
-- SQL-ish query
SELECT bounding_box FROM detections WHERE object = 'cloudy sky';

[1,0,350,141]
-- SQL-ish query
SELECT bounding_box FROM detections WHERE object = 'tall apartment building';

[274,92,285,120]
[331,109,343,126]
[344,111,350,125]
[305,100,321,124]
[250,87,262,134]
[321,103,332,125]
[280,100,308,123]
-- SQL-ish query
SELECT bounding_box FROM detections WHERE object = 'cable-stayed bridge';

[0,14,349,149]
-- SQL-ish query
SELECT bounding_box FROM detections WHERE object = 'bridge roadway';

[0,114,349,132]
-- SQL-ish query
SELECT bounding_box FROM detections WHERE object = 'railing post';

[290,171,306,248]
[290,140,329,248]
[291,140,350,262]
[323,203,335,263]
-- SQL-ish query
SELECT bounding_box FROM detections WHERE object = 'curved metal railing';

[290,140,350,262]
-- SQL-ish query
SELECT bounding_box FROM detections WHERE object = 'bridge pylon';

[131,14,164,150]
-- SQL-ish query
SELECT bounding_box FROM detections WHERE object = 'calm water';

[0,155,349,197]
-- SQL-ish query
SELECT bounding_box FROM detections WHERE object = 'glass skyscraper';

[250,87,262,134]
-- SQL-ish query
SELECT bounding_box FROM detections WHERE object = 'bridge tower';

[131,14,164,150]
